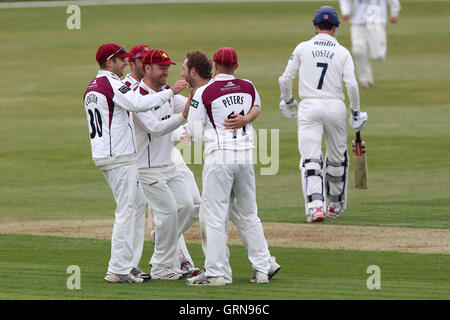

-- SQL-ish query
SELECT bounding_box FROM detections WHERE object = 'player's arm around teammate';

[84,43,164,283]
[133,49,197,280]
[184,47,272,286]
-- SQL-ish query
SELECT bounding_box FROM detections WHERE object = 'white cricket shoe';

[186,271,226,286]
[327,203,343,219]
[151,267,183,280]
[268,256,281,279]
[250,270,269,284]
[104,271,144,283]
[307,206,325,223]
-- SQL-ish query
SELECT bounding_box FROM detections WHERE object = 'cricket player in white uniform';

[180,50,281,280]
[83,43,187,283]
[121,44,151,280]
[278,6,368,223]
[339,0,401,88]
[185,47,271,286]
[122,45,199,278]
[124,44,150,90]
[133,49,197,280]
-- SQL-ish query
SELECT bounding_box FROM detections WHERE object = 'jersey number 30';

[88,108,103,139]
[316,62,328,90]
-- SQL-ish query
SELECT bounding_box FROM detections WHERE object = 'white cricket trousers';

[102,163,140,275]
[297,99,349,216]
[174,156,201,267]
[133,184,147,268]
[201,150,270,282]
[139,164,195,275]
[143,148,201,270]
[172,147,201,218]
[351,24,387,84]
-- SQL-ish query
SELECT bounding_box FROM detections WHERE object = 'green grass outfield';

[0,1,449,300]
[1,234,449,300]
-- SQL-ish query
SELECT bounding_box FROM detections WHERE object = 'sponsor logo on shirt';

[118,85,131,94]
[85,93,98,105]
[220,82,241,92]
[190,99,199,109]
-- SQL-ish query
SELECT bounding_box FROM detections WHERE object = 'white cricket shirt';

[279,33,360,112]
[187,73,261,155]
[83,70,174,169]
[123,73,140,90]
[133,80,186,169]
[339,0,401,25]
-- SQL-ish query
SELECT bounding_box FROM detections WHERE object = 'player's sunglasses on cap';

[106,45,126,60]
[132,50,146,59]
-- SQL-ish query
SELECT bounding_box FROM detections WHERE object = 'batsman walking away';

[278,6,368,223]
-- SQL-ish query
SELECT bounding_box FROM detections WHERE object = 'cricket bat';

[352,131,368,189]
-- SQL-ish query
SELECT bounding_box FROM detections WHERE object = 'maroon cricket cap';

[96,43,132,65]
[128,44,151,62]
[213,47,238,67]
[143,49,176,66]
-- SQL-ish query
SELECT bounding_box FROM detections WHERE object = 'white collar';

[97,69,120,80]
[314,33,336,41]
[213,73,236,81]
[139,79,166,93]
[124,73,140,84]
[139,79,154,93]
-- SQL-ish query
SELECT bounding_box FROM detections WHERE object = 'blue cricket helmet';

[313,5,340,27]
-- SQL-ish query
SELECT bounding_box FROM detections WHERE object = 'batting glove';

[279,97,298,119]
[349,110,368,131]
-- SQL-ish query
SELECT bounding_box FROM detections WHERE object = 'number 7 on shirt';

[316,62,328,89]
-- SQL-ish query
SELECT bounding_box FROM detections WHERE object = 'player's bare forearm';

[182,89,194,119]
[223,105,260,130]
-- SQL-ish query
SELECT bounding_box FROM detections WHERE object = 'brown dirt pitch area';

[0,218,448,254]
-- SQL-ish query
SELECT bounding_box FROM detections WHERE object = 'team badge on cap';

[143,49,176,66]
